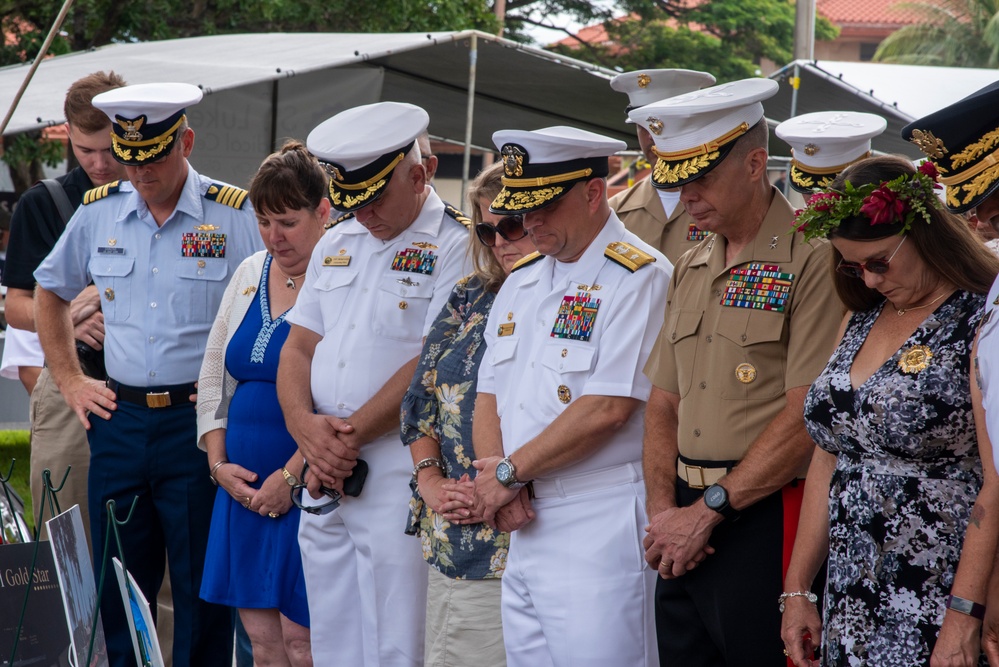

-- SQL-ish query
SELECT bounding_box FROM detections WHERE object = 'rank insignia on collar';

[769,235,779,249]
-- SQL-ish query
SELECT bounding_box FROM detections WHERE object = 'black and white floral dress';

[803,290,985,666]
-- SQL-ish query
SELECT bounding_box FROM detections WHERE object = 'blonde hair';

[466,161,508,292]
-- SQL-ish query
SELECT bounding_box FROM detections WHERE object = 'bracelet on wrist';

[412,457,446,480]
[947,595,986,620]
[778,591,818,613]
[209,460,229,486]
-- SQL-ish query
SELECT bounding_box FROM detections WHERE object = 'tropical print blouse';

[401,276,508,579]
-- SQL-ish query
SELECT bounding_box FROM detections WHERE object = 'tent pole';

[0,0,76,135]
[461,33,478,208]
[270,79,279,152]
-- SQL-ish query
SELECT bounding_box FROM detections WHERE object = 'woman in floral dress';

[780,155,999,666]
[400,161,536,666]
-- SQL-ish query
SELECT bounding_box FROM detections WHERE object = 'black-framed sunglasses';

[836,235,906,279]
[290,463,342,515]
[475,215,528,247]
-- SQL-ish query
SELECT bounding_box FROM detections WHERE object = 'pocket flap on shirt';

[490,337,519,364]
[89,256,135,278]
[541,344,596,373]
[315,269,358,292]
[175,257,228,281]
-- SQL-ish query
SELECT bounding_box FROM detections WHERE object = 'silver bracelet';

[209,459,229,486]
[412,457,446,480]
[778,591,818,613]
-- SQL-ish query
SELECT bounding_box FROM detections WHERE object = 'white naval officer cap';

[775,111,887,193]
[92,82,203,166]
[609,69,716,120]
[629,78,779,188]
[307,102,430,213]
[489,126,627,214]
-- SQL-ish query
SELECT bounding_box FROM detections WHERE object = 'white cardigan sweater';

[196,250,267,451]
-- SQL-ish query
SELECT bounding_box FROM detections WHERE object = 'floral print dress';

[803,290,985,666]
[401,276,508,579]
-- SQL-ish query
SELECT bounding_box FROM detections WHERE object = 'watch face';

[704,485,726,509]
[496,460,513,485]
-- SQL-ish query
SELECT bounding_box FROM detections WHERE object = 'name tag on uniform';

[323,256,351,267]
[97,246,125,255]
[498,322,515,337]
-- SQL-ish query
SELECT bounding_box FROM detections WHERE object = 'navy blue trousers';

[88,400,232,667]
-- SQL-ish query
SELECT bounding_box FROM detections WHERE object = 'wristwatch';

[495,457,523,489]
[947,595,986,620]
[281,467,299,487]
[703,483,740,521]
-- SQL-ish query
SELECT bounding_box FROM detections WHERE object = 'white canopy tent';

[767,60,999,159]
[0,30,632,189]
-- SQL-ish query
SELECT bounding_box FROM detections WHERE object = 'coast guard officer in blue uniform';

[35,82,263,667]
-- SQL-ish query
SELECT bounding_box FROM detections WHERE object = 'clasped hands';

[643,503,719,579]
[292,413,361,497]
[471,456,535,533]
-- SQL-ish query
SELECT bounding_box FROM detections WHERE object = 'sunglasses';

[836,236,907,279]
[475,215,528,247]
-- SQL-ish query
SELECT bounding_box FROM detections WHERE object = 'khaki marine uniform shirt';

[644,189,842,466]
[609,176,705,265]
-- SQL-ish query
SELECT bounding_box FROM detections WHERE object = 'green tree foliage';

[550,0,838,83]
[873,0,999,67]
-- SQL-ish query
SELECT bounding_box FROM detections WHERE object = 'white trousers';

[299,435,428,666]
[501,473,658,667]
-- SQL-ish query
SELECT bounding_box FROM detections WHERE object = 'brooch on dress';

[898,344,933,374]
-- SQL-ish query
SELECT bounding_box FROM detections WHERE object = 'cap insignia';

[803,143,819,156]
[501,144,527,178]
[637,73,651,88]
[909,129,947,160]
[646,117,664,136]
[117,116,145,142]
[322,162,344,182]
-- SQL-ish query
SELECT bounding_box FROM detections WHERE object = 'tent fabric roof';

[767,60,999,158]
[0,31,634,148]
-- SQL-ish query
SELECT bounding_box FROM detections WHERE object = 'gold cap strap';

[653,123,750,162]
[501,167,594,188]
[790,152,870,176]
[335,151,406,190]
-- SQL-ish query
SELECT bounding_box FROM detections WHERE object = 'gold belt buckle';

[146,391,171,408]
[684,464,707,489]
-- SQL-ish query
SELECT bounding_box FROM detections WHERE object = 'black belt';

[106,378,196,409]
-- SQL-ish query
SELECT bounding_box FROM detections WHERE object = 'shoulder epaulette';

[325,211,355,230]
[82,180,122,205]
[443,202,472,228]
[605,241,657,272]
[204,183,249,210]
[511,251,544,272]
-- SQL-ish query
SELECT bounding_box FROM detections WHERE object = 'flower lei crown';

[794,161,942,242]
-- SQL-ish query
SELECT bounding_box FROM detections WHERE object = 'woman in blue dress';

[197,141,328,666]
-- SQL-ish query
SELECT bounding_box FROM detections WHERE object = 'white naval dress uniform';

[477,211,672,667]
[975,280,999,474]
[287,189,469,666]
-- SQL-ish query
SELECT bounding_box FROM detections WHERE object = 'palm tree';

[873,0,999,67]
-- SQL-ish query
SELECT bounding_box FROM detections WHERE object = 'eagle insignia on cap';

[637,73,651,88]
[501,144,527,178]
[646,117,664,136]
[803,143,819,156]
[321,162,344,182]
[117,116,145,142]
[909,129,947,160]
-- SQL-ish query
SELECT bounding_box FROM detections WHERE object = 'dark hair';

[466,161,508,292]
[249,140,328,215]
[829,154,999,311]
[64,71,126,133]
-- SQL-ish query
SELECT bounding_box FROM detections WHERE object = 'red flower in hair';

[860,186,907,226]
[917,161,939,180]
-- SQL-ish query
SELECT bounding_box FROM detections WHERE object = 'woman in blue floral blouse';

[401,161,535,666]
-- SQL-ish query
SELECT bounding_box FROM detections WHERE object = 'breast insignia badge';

[735,363,757,384]
[557,385,572,404]
[898,345,933,374]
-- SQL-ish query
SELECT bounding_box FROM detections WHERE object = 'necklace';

[894,289,949,316]
[275,265,307,290]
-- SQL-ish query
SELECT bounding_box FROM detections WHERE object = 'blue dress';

[200,254,309,627]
